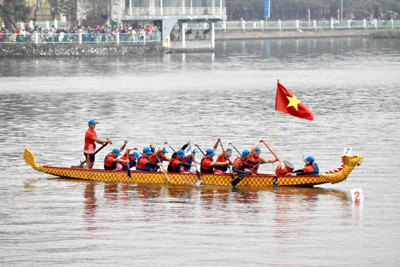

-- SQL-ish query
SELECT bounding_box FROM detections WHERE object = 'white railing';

[123,7,226,17]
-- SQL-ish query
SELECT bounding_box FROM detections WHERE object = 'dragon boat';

[24,148,362,187]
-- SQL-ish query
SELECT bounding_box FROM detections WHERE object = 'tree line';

[1,0,400,29]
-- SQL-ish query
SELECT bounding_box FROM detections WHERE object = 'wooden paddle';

[219,140,234,179]
[231,161,263,187]
[151,145,172,183]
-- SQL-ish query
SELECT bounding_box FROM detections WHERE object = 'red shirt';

[120,152,128,166]
[84,128,97,153]
[216,154,232,165]
[149,153,168,163]
[105,154,115,167]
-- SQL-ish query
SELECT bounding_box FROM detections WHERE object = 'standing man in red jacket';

[84,119,112,169]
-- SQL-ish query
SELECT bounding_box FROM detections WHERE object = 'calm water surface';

[0,37,400,266]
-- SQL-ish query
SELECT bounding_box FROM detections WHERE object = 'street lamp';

[340,0,343,21]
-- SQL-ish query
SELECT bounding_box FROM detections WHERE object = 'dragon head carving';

[342,154,363,167]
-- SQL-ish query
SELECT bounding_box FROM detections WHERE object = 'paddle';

[261,140,280,162]
[126,147,131,178]
[219,140,234,179]
[195,144,205,156]
[74,142,109,168]
[151,145,172,183]
[187,144,205,186]
[231,161,263,187]
[230,143,241,157]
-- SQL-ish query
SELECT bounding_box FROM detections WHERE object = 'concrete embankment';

[216,29,377,40]
[0,43,162,57]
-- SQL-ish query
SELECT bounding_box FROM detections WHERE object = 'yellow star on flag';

[286,95,301,111]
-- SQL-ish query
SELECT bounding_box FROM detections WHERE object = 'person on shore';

[168,149,197,173]
[233,150,252,175]
[120,147,139,171]
[84,119,112,169]
[214,141,233,174]
[149,142,171,171]
[200,148,229,173]
[104,142,129,170]
[136,147,163,172]
[246,139,279,174]
[292,156,319,175]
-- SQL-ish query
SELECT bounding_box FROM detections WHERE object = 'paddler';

[200,148,230,173]
[120,147,139,170]
[180,140,199,171]
[149,141,171,171]
[168,149,197,172]
[214,141,233,174]
[233,150,252,175]
[104,141,129,170]
[136,147,163,172]
[291,156,319,175]
[246,139,278,174]
[84,119,112,169]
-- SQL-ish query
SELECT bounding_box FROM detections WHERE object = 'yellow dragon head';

[342,154,363,167]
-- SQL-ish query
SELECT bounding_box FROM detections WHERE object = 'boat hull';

[24,148,363,188]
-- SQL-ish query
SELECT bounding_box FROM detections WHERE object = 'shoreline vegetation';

[370,29,400,38]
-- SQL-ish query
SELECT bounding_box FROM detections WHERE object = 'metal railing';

[210,19,400,32]
[0,32,161,44]
[123,7,226,17]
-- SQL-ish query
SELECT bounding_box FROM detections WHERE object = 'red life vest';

[200,158,214,173]
[104,153,117,170]
[137,156,150,171]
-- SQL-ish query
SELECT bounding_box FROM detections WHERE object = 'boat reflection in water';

[80,180,351,230]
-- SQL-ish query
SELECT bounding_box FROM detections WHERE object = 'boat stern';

[24,148,43,171]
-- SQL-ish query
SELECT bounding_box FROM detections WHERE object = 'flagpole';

[272,110,277,172]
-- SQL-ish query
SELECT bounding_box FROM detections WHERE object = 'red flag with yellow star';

[275,81,314,121]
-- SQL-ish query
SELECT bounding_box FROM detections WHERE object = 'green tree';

[0,0,31,29]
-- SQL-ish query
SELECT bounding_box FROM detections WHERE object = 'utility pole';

[340,0,344,20]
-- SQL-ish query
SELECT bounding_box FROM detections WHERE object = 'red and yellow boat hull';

[24,148,363,187]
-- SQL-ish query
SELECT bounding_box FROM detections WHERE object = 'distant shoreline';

[0,28,396,57]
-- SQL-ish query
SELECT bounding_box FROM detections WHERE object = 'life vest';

[247,156,262,174]
[137,156,150,171]
[311,162,319,175]
[104,153,117,170]
[168,158,181,173]
[200,158,214,173]
[233,157,247,171]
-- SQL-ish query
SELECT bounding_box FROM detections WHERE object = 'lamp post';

[340,0,344,21]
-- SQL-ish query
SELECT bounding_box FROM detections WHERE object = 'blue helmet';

[304,156,314,163]
[112,148,121,156]
[142,147,153,155]
[255,147,261,153]
[206,148,216,156]
[242,150,250,157]
[226,148,233,152]
[177,149,187,158]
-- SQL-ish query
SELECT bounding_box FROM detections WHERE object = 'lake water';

[1,37,400,266]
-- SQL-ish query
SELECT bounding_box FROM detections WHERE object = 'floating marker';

[351,188,364,202]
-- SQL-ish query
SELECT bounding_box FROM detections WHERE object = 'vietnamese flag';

[275,81,314,121]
